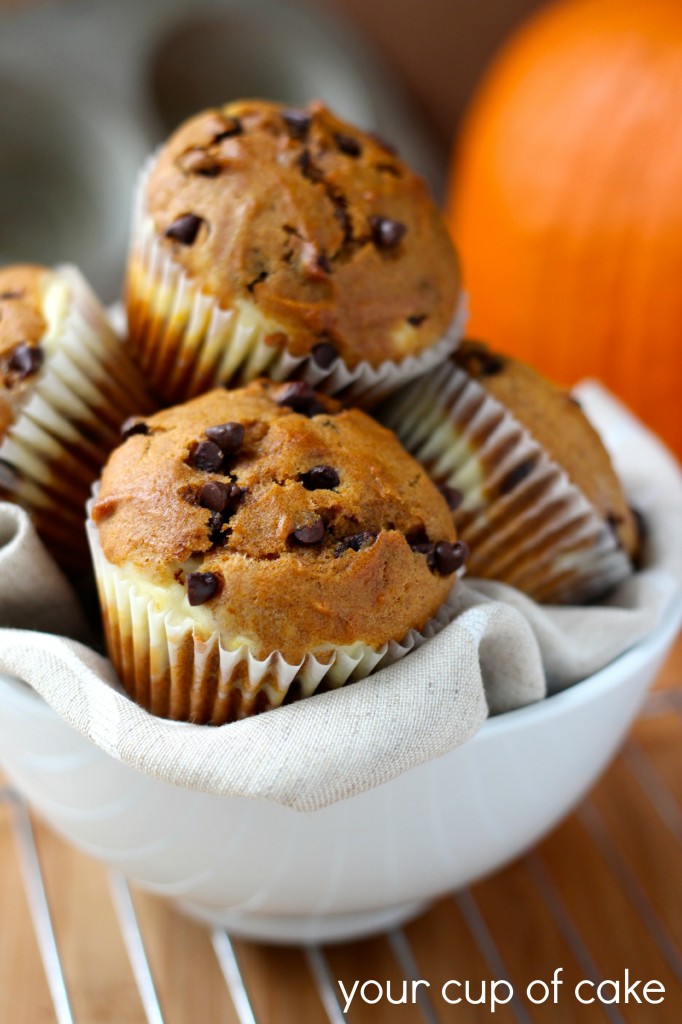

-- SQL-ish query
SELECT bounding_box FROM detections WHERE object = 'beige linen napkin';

[0,503,89,641]
[0,384,680,812]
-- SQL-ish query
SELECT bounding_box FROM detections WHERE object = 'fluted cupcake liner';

[86,496,459,724]
[0,266,152,569]
[381,362,633,604]
[125,158,467,408]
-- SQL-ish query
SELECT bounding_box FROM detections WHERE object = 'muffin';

[126,99,464,407]
[380,340,637,604]
[86,379,465,723]
[0,264,152,570]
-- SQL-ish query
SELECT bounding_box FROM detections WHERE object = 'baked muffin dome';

[89,380,464,721]
[126,99,462,403]
[0,263,151,569]
[381,340,637,604]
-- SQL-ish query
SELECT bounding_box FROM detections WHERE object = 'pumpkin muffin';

[380,340,637,604]
[0,263,151,569]
[87,379,465,723]
[126,98,464,406]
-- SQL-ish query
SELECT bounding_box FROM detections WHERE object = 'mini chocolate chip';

[205,422,244,453]
[190,440,224,473]
[208,511,227,545]
[333,202,352,239]
[120,417,149,441]
[334,132,361,156]
[499,459,536,496]
[197,164,221,178]
[430,541,469,575]
[407,314,427,327]
[283,109,311,139]
[276,381,326,417]
[369,215,407,250]
[246,269,268,292]
[477,352,505,375]
[316,252,332,274]
[461,343,505,376]
[406,526,430,550]
[186,571,220,606]
[226,483,247,505]
[291,518,325,545]
[300,465,340,490]
[334,532,376,557]
[0,290,24,300]
[298,149,322,182]
[8,342,43,380]
[204,485,245,543]
[312,341,338,368]
[200,481,228,512]
[214,117,242,141]
[165,214,204,245]
[438,484,464,511]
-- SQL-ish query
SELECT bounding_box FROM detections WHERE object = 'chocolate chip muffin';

[126,99,464,406]
[0,263,151,569]
[87,379,464,723]
[381,340,637,604]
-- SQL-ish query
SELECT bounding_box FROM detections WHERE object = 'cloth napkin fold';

[0,384,680,812]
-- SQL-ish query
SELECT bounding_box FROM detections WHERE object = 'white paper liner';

[85,496,459,724]
[126,156,467,407]
[381,362,633,605]
[0,266,152,568]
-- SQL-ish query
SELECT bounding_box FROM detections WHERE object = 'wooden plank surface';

[1,632,681,1023]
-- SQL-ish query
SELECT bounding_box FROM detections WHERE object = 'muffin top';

[140,99,461,370]
[454,341,638,558]
[0,265,53,437]
[92,380,463,661]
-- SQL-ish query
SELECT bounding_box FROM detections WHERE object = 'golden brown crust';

[93,380,458,659]
[0,265,51,437]
[454,341,638,557]
[140,99,460,369]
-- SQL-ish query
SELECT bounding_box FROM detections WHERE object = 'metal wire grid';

[2,688,682,1024]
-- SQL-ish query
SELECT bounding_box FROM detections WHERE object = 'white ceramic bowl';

[0,595,680,945]
[1,385,681,944]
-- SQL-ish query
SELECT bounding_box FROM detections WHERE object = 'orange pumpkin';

[447,0,682,455]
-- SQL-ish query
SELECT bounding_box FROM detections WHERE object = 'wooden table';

[1,633,681,1023]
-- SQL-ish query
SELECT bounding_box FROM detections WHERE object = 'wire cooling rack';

[2,662,682,1024]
